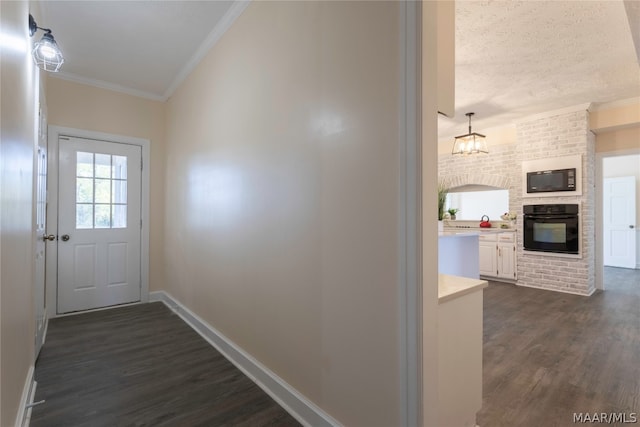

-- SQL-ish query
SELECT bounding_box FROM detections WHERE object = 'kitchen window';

[446,187,509,220]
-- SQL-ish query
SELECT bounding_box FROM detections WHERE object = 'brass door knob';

[43,234,56,241]
[61,234,70,241]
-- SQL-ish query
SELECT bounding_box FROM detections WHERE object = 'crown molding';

[51,72,165,102]
[162,0,251,101]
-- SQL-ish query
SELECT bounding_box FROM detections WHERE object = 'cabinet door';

[497,242,516,280]
[479,242,497,277]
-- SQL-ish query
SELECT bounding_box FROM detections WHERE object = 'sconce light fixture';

[452,112,488,155]
[29,14,64,72]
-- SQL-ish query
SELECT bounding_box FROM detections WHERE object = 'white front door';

[57,136,142,313]
[603,176,637,269]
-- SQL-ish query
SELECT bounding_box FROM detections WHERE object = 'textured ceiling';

[438,0,640,138]
[37,1,639,124]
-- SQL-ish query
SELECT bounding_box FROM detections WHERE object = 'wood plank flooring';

[479,267,640,427]
[31,302,300,427]
[31,267,640,426]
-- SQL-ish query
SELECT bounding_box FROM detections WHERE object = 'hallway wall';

[164,2,403,425]
[0,1,40,424]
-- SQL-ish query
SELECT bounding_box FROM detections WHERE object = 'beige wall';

[595,126,640,153]
[590,100,640,132]
[165,2,402,425]
[423,3,442,425]
[592,99,640,153]
[0,1,39,424]
[46,78,166,291]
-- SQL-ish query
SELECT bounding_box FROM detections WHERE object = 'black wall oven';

[523,204,579,254]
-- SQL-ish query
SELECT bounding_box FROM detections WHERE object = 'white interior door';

[34,100,48,358]
[603,176,636,268]
[57,136,142,313]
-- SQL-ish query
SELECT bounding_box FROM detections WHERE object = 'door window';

[76,152,127,229]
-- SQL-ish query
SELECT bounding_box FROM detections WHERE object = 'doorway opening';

[596,150,640,291]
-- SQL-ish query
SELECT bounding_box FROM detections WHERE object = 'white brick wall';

[515,110,595,295]
[439,144,520,216]
[439,109,596,295]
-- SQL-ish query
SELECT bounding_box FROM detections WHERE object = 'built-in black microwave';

[526,168,576,193]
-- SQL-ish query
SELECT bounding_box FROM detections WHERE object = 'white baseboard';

[15,366,35,427]
[516,282,596,296]
[42,315,49,347]
[148,291,340,427]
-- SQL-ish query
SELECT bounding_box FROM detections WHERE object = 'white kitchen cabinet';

[497,233,516,280]
[479,234,498,277]
[479,232,517,281]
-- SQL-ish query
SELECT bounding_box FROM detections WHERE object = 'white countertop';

[439,274,488,303]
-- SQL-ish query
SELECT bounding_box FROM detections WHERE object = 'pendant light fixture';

[452,112,488,155]
[29,14,64,72]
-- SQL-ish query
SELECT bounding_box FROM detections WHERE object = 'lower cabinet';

[479,232,517,280]
[497,241,516,280]
[479,239,497,276]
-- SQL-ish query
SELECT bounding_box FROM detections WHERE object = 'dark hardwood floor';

[31,302,300,427]
[479,266,640,427]
[31,267,640,427]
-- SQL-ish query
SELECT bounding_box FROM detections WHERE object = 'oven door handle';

[525,215,577,220]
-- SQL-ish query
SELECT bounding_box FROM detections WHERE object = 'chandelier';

[452,112,488,155]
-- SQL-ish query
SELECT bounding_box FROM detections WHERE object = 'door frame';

[595,148,640,290]
[34,69,47,358]
[46,126,150,319]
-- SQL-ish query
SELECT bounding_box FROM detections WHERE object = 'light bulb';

[38,43,57,59]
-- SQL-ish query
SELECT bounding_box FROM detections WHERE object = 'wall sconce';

[452,112,488,155]
[29,14,64,72]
